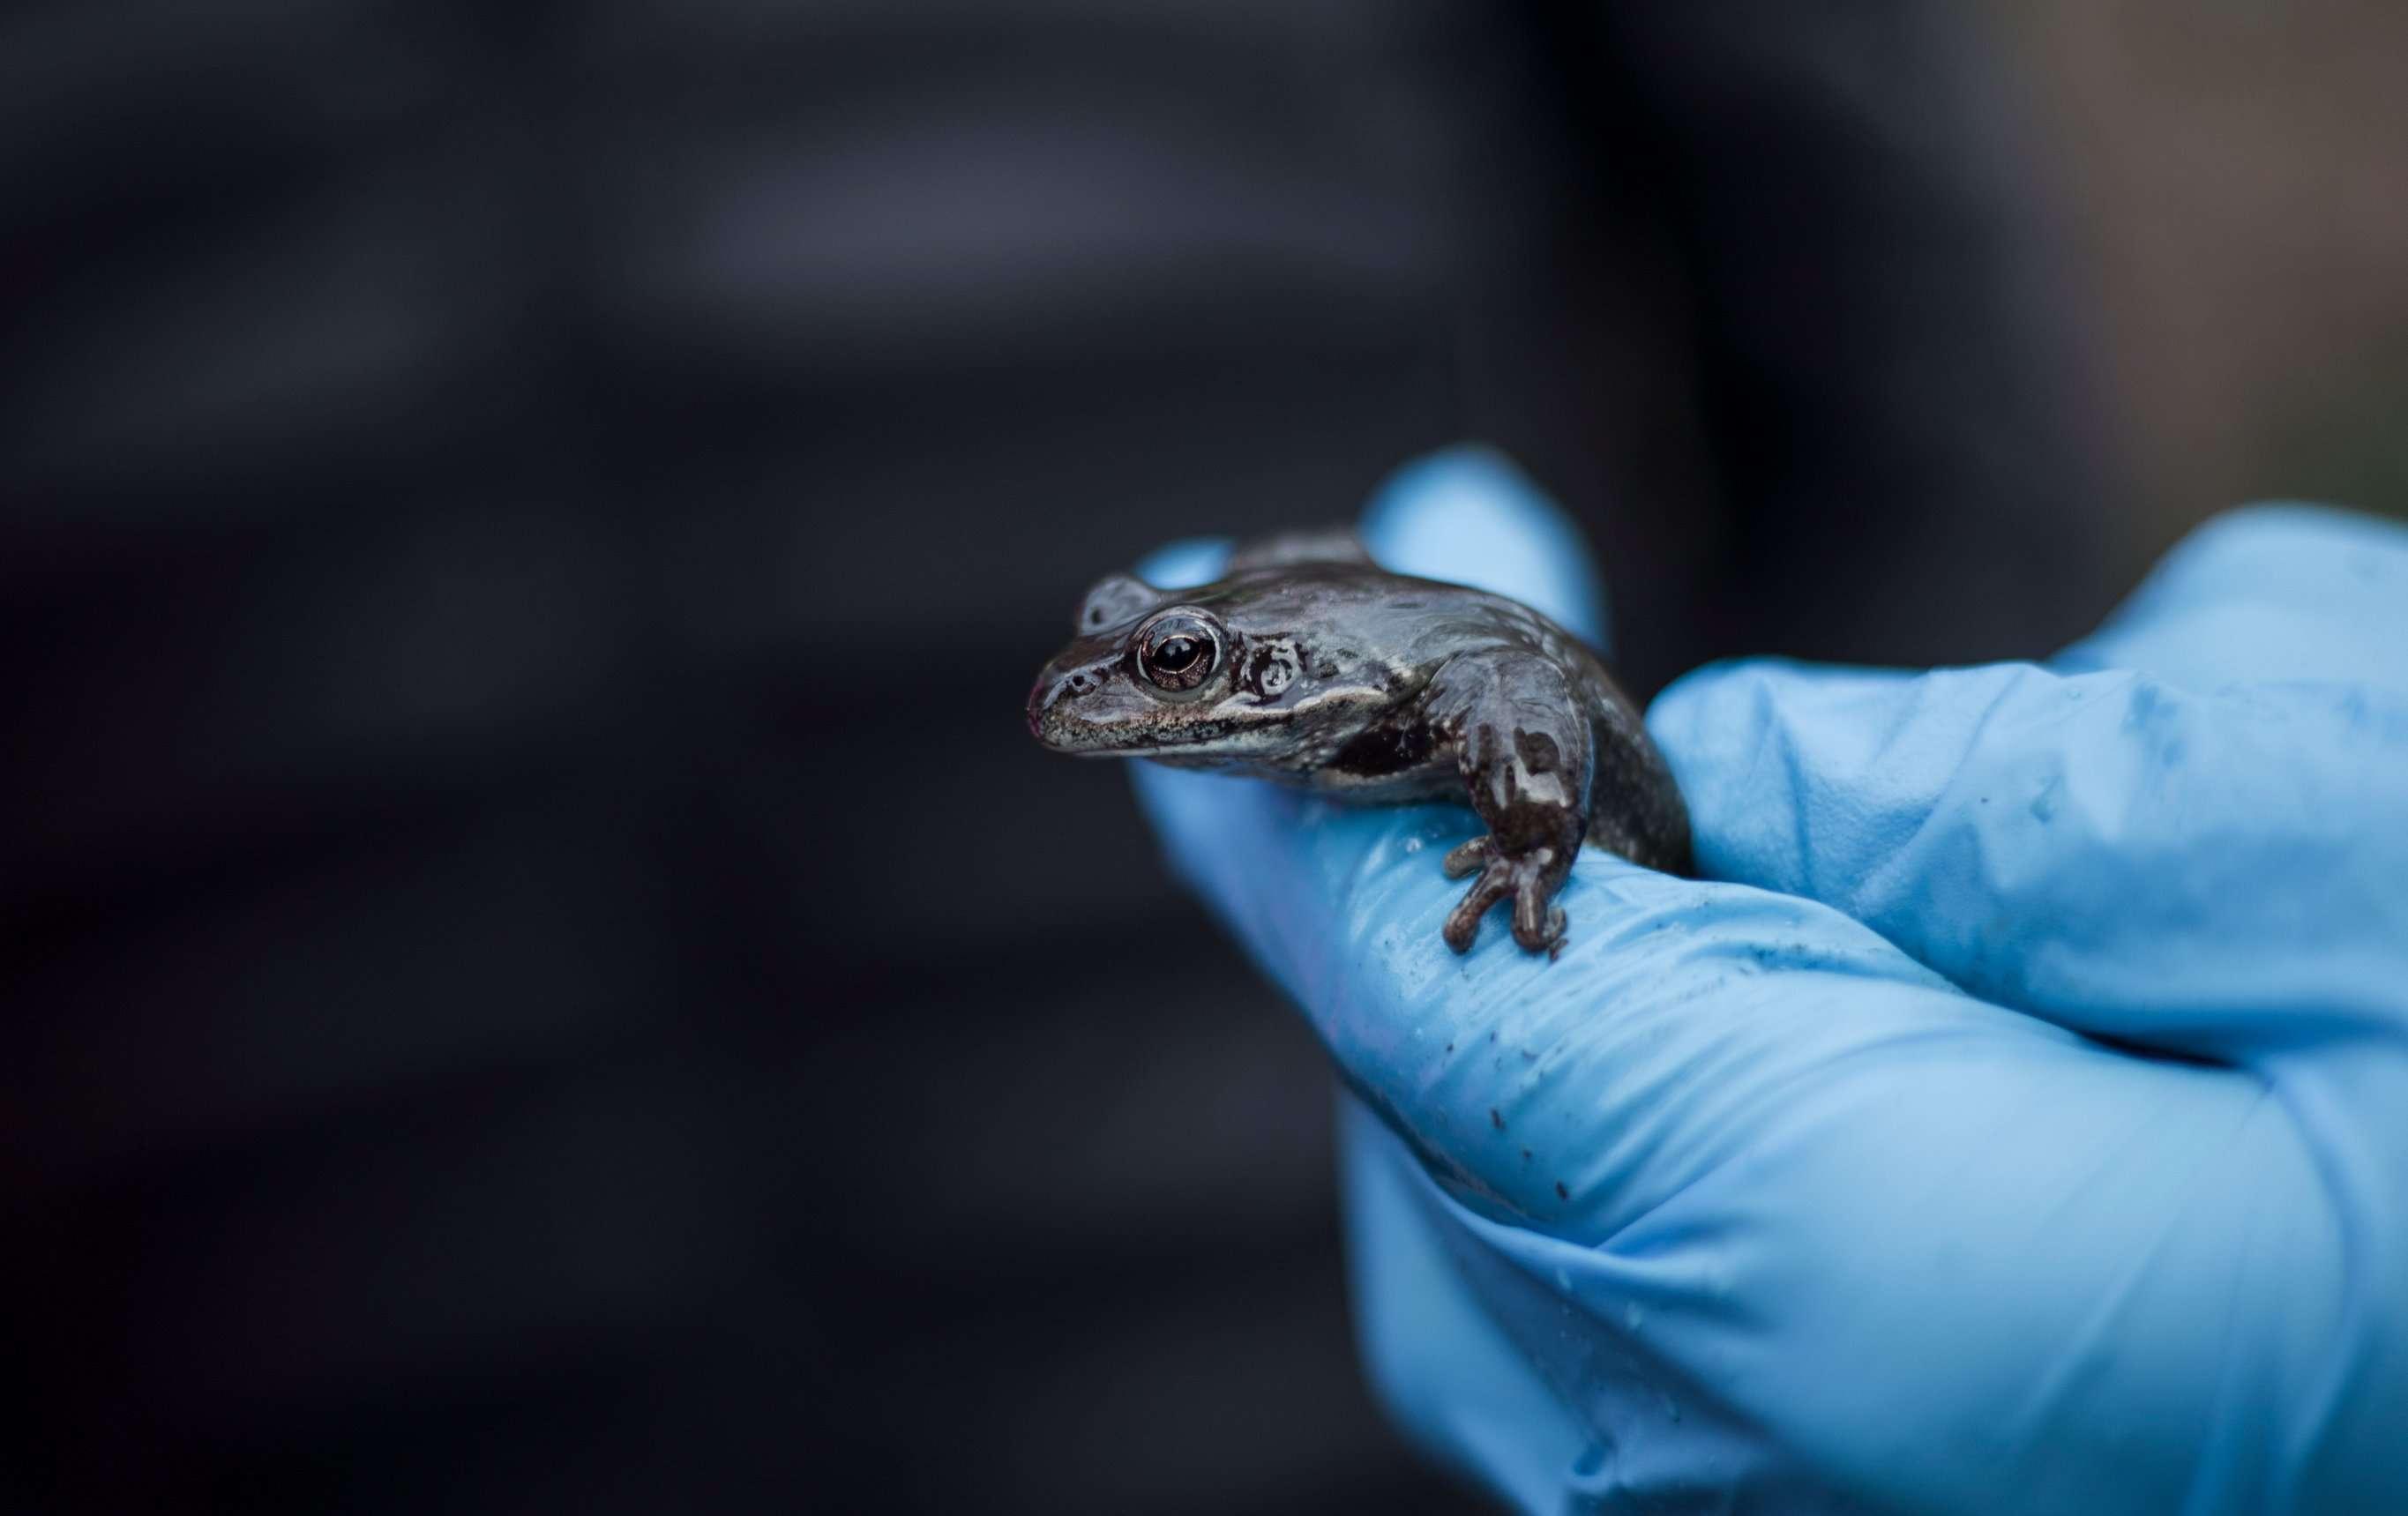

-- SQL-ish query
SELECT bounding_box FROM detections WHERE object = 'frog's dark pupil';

[1153,636,1200,671]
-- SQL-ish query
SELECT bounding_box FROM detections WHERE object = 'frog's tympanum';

[1027,529,1691,957]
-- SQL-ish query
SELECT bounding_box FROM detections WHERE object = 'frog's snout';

[1026,658,1114,750]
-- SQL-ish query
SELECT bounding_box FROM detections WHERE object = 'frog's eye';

[1136,612,1222,693]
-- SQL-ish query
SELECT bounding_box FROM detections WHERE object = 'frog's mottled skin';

[1026,530,1691,956]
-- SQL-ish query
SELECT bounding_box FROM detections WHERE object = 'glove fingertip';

[2123,502,2408,619]
[1134,535,1233,592]
[2060,504,2408,693]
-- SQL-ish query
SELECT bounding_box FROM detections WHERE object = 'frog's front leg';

[1425,652,1592,955]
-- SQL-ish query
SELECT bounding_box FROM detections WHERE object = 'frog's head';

[1027,569,1397,765]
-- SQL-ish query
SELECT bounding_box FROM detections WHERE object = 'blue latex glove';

[1129,449,2408,1512]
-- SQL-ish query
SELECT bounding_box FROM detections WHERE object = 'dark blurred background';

[6,3,2404,1511]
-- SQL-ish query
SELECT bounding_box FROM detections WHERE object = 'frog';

[1026,527,1692,956]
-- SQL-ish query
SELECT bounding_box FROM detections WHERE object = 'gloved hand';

[1128,449,2408,1513]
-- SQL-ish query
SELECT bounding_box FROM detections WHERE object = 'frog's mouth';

[1028,695,1259,758]
[1027,661,1279,758]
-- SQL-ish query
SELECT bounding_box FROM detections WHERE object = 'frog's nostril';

[1056,666,1110,703]
[1030,663,1111,740]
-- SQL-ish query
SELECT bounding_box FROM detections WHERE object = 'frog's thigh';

[1425,653,1591,944]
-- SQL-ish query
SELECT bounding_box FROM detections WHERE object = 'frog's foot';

[1440,837,1568,954]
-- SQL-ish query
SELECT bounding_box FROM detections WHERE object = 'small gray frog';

[1027,528,1692,957]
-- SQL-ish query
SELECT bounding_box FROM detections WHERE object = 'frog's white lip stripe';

[1111,687,1390,761]
[1282,687,1389,718]
[1042,678,1395,760]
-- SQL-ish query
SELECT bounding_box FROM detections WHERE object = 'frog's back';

[1208,564,1567,678]
[1227,562,1685,867]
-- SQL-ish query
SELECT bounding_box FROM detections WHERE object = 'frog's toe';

[1512,884,1568,954]
[1442,861,1514,952]
[1442,835,1495,879]
[1440,845,1572,955]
